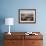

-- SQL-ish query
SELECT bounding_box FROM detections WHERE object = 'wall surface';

[0,0,46,46]
[0,0,46,32]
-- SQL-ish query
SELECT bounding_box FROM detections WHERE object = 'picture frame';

[18,9,36,24]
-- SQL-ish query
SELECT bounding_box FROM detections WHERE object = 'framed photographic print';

[19,9,36,24]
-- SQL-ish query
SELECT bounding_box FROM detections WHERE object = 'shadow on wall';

[0,16,5,46]
[0,15,5,32]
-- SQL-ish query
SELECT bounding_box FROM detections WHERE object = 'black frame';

[18,9,36,24]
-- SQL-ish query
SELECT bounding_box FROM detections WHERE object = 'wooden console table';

[4,32,43,46]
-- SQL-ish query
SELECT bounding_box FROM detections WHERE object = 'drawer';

[4,40,24,46]
[24,40,43,46]
[15,40,24,46]
[4,40,16,46]
[25,35,43,40]
[32,40,43,46]
[4,35,24,40]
